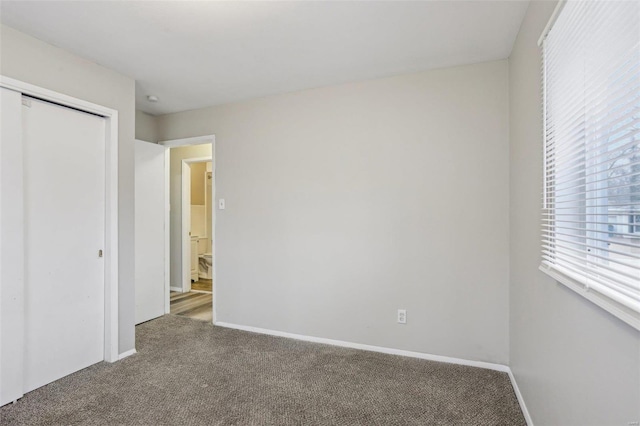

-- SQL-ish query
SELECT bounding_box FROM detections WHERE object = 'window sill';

[539,264,640,331]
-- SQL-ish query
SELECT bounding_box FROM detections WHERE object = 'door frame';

[159,135,216,323]
[0,77,119,368]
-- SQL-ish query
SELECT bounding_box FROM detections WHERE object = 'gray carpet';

[1,315,525,425]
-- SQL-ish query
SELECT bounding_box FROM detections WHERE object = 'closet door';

[22,96,106,393]
[0,87,24,406]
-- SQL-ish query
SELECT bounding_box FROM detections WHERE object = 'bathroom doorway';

[160,136,215,323]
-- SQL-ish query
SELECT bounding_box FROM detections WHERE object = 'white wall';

[0,25,137,355]
[135,110,159,143]
[158,61,511,364]
[509,2,640,424]
[169,144,212,289]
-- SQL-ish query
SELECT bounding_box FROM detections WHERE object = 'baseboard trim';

[507,369,533,425]
[214,321,509,372]
[118,349,137,361]
[170,286,183,292]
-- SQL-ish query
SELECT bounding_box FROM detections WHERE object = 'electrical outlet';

[397,309,407,324]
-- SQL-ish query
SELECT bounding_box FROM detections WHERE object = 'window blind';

[541,0,640,321]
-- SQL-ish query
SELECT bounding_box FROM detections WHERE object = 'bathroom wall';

[191,207,206,240]
[190,162,207,205]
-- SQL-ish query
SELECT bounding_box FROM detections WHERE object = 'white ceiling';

[0,1,529,115]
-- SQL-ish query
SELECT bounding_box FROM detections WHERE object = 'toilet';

[198,253,213,279]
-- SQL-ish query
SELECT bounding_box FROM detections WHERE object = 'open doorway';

[160,136,215,323]
[170,157,213,321]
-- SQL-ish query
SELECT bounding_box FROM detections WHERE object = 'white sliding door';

[22,96,105,393]
[135,140,167,324]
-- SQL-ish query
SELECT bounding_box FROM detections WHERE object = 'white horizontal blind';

[541,0,640,314]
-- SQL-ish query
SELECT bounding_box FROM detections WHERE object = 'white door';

[182,163,192,292]
[0,87,25,406]
[22,96,105,393]
[135,140,167,324]
[191,238,199,281]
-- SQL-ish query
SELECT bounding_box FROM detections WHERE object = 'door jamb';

[0,76,119,364]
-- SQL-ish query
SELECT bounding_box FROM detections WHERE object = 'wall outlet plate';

[397,309,407,324]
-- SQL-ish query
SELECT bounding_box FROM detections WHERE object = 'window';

[540,0,640,329]
[631,214,640,234]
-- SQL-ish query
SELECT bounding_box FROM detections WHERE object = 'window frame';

[538,0,640,331]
